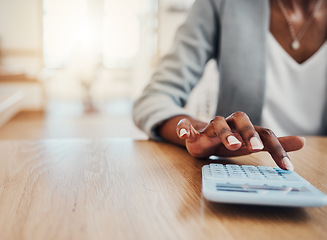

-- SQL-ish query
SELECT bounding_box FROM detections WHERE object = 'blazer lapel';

[216,0,269,125]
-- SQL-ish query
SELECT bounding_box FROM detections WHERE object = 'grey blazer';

[133,0,327,139]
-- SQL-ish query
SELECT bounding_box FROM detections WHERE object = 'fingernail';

[250,137,264,150]
[301,137,306,144]
[227,135,241,145]
[179,128,188,137]
[283,157,294,171]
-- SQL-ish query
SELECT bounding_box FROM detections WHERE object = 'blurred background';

[0,0,218,140]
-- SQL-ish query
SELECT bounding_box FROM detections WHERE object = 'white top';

[261,33,327,137]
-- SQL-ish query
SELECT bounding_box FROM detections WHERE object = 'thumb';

[176,118,199,142]
[277,136,306,152]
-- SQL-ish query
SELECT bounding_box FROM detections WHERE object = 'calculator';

[202,164,327,207]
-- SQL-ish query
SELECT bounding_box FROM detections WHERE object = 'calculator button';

[211,171,228,178]
[229,172,246,178]
[281,174,303,181]
[226,164,242,171]
[242,165,259,170]
[207,165,227,178]
[258,166,277,173]
[265,174,283,180]
[210,163,224,169]
[246,174,266,180]
[273,167,289,172]
[204,164,309,185]
[242,166,261,173]
[273,168,305,181]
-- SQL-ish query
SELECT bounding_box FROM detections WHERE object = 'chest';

[269,0,327,64]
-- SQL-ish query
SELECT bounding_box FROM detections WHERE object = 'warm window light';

[43,0,157,69]
[102,0,144,68]
[43,0,89,68]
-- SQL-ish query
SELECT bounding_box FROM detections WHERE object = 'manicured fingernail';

[283,157,294,171]
[179,128,188,137]
[227,135,241,146]
[250,137,264,150]
[301,137,306,144]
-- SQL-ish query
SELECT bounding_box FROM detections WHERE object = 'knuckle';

[211,116,225,123]
[258,128,276,138]
[240,125,255,135]
[233,111,248,119]
[218,127,231,137]
[177,118,189,127]
[208,116,231,138]
[271,145,286,157]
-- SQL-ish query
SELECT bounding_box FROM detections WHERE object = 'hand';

[176,111,305,170]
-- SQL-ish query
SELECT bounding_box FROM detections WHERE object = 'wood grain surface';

[0,137,326,240]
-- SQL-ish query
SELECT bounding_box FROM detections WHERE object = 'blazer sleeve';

[132,0,221,140]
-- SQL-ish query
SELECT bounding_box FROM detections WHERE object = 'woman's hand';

[176,111,305,170]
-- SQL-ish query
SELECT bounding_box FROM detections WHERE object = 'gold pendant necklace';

[277,0,323,50]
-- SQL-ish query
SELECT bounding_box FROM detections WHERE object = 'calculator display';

[215,183,308,193]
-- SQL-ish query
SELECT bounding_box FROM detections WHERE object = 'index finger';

[256,127,294,170]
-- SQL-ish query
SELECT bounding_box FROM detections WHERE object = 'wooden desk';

[0,137,326,240]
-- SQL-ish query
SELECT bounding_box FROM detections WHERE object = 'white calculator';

[202,164,327,207]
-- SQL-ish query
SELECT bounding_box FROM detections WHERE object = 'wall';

[0,0,44,112]
[0,0,43,74]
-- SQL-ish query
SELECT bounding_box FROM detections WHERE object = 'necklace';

[277,0,323,50]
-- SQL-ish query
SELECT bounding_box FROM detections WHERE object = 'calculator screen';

[215,183,308,193]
